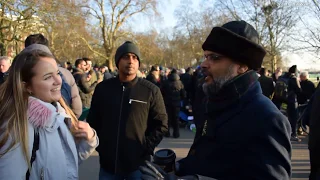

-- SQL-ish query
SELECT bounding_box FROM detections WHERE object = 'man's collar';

[118,75,139,87]
[206,70,259,112]
[75,68,84,72]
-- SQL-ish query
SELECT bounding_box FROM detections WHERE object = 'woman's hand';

[74,121,95,141]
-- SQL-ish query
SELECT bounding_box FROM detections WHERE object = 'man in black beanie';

[87,41,168,179]
[140,20,291,180]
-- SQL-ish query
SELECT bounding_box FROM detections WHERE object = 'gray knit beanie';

[21,44,53,55]
[115,41,140,68]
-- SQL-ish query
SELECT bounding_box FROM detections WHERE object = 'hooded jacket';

[162,73,186,107]
[281,72,301,103]
[0,97,99,180]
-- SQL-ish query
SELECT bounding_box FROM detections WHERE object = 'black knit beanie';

[202,20,266,70]
[115,41,140,68]
[289,65,297,74]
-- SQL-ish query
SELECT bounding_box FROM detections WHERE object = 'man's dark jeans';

[287,102,299,137]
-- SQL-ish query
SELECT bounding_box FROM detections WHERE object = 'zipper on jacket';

[40,168,44,180]
[114,85,125,174]
[129,99,147,104]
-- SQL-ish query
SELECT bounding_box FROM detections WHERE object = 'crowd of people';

[258,66,317,141]
[0,20,319,180]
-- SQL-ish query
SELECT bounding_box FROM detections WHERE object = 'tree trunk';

[108,54,114,71]
[0,43,6,56]
[105,46,115,71]
[272,55,277,73]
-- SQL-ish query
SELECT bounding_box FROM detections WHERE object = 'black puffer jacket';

[162,73,186,107]
[87,76,168,174]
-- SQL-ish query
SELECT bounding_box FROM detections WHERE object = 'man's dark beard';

[202,65,235,97]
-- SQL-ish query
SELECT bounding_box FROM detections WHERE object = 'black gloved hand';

[139,161,198,180]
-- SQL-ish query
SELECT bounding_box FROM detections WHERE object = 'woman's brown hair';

[0,50,78,169]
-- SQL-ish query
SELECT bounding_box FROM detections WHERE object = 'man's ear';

[237,64,249,74]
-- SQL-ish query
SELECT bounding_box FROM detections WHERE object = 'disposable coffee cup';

[153,149,176,173]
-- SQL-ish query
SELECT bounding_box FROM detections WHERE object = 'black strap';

[26,129,40,180]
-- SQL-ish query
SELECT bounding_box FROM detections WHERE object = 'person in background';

[94,64,104,83]
[67,62,73,72]
[94,64,99,72]
[100,66,113,80]
[146,65,162,88]
[272,67,283,82]
[140,70,147,79]
[284,65,302,142]
[180,67,194,104]
[298,72,316,105]
[60,61,68,68]
[78,70,98,108]
[258,67,275,99]
[190,66,207,140]
[179,68,186,75]
[83,57,92,73]
[162,69,186,138]
[24,34,82,118]
[0,45,98,179]
[165,68,171,78]
[73,58,87,85]
[83,57,100,86]
[297,72,316,136]
[0,56,11,85]
[87,41,168,180]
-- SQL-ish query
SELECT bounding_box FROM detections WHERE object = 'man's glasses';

[203,54,225,61]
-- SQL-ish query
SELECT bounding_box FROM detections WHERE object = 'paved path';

[79,129,310,180]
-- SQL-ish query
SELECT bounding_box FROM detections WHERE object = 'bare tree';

[216,0,299,72]
[291,0,320,59]
[32,0,92,62]
[84,0,160,71]
[0,0,38,56]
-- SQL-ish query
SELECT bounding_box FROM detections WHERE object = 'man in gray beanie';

[140,20,291,180]
[87,41,168,179]
[115,41,141,68]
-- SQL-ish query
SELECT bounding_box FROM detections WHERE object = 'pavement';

[79,128,310,180]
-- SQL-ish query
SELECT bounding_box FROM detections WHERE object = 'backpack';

[274,77,289,102]
[26,129,39,180]
[60,73,72,107]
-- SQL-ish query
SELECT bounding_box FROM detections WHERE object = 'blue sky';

[134,0,200,32]
[133,0,320,70]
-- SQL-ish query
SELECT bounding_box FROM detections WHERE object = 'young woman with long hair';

[0,44,99,179]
